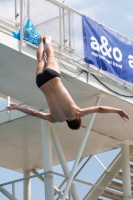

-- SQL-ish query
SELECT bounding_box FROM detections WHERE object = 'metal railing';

[1,0,133,93]
[0,171,133,200]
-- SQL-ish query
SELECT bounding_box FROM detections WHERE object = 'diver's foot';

[43,36,52,44]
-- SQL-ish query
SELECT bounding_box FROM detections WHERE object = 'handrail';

[0,171,133,199]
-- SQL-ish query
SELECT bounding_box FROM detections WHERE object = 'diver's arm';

[79,106,129,121]
[6,104,53,122]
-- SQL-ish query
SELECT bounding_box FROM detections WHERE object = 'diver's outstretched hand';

[118,110,130,121]
[6,104,17,111]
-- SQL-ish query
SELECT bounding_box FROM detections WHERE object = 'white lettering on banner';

[113,47,122,62]
[98,54,112,65]
[100,36,112,58]
[90,36,133,69]
[128,55,133,68]
[90,36,122,62]
[91,52,122,69]
[112,62,122,69]
[90,36,100,51]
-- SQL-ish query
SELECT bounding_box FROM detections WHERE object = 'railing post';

[15,0,17,22]
[68,11,71,48]
[59,6,63,51]
[20,0,24,52]
[28,0,30,19]
[62,8,65,46]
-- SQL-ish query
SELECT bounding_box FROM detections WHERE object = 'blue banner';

[82,15,133,83]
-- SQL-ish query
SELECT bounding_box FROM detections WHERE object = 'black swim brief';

[36,68,60,88]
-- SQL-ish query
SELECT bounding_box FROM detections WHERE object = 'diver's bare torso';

[40,77,80,122]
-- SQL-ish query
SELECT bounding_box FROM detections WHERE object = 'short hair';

[66,117,81,130]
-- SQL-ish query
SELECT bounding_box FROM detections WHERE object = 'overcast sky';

[59,0,133,40]
[0,0,133,40]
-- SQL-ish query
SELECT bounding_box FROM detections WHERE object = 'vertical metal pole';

[20,0,24,52]
[68,11,71,48]
[41,120,54,200]
[23,170,31,200]
[51,125,79,200]
[59,6,63,50]
[62,96,101,200]
[15,0,17,22]
[7,96,10,107]
[121,143,131,200]
[28,0,30,19]
[62,8,65,46]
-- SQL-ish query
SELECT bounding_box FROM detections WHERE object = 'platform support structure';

[121,143,131,200]
[51,125,79,200]
[62,96,101,200]
[23,170,31,200]
[41,120,54,200]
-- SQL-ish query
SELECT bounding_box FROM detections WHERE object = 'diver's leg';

[36,36,46,76]
[44,36,60,74]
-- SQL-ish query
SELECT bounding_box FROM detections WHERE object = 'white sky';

[0,0,133,40]
[59,0,133,40]
[0,0,132,186]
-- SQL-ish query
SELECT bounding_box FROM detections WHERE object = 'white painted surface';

[23,170,31,200]
[121,144,131,199]
[41,120,54,200]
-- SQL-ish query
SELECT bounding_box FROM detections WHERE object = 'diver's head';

[66,117,81,130]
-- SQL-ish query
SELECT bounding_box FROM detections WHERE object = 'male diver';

[6,36,129,130]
